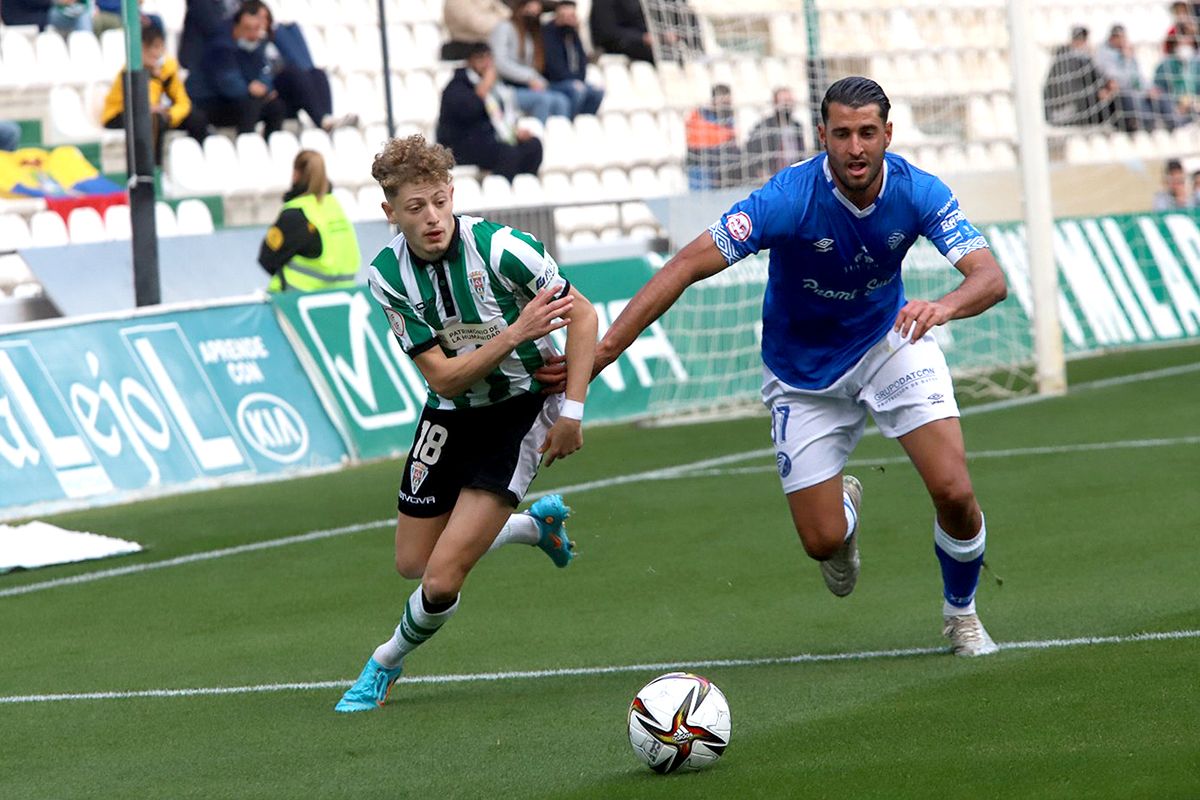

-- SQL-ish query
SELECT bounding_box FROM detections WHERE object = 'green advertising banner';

[271,257,687,459]
[0,301,349,517]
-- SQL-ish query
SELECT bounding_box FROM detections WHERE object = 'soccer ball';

[627,672,731,773]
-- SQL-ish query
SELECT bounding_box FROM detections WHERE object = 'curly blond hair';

[371,135,456,200]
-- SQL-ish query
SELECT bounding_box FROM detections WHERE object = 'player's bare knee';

[420,569,465,604]
[928,478,976,518]
[796,525,845,560]
[394,553,426,580]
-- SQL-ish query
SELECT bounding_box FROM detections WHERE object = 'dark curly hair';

[370,135,456,200]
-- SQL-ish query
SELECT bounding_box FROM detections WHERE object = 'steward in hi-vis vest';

[258,150,362,292]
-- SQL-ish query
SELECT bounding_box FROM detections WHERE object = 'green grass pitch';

[2,343,1199,799]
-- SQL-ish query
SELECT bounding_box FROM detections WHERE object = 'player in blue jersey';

[589,77,1008,655]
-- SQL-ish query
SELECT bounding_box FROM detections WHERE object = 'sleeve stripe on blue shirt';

[708,222,740,265]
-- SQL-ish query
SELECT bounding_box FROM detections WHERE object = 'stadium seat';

[99,28,126,77]
[344,73,385,126]
[29,211,69,247]
[452,175,483,212]
[236,133,284,194]
[657,165,687,195]
[510,173,545,207]
[47,86,104,143]
[103,204,132,240]
[268,129,302,176]
[627,112,668,166]
[480,174,515,209]
[0,214,33,251]
[572,114,611,170]
[621,201,658,230]
[155,201,179,237]
[539,172,572,206]
[68,31,106,81]
[627,60,665,110]
[298,127,333,161]
[599,167,632,201]
[599,114,634,168]
[202,135,242,195]
[408,23,441,69]
[600,62,637,113]
[332,186,359,221]
[330,127,369,187]
[540,116,577,173]
[175,199,215,235]
[165,136,212,196]
[628,165,665,198]
[321,25,357,75]
[67,207,108,243]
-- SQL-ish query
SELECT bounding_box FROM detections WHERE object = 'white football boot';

[820,475,863,598]
[942,612,1000,657]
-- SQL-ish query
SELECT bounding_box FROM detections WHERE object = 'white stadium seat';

[175,199,215,235]
[29,211,69,247]
[202,134,241,195]
[479,174,515,209]
[236,133,285,193]
[155,201,179,237]
[67,207,107,243]
[510,173,545,207]
[36,32,74,85]
[355,185,384,221]
[103,204,132,240]
[68,31,106,81]
[332,186,360,221]
[452,176,484,212]
[0,214,33,251]
[166,137,212,196]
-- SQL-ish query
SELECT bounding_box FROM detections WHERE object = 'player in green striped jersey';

[336,135,598,712]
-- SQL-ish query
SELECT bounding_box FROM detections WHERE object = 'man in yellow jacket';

[103,23,209,165]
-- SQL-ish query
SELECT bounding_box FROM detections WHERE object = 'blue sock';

[934,516,985,615]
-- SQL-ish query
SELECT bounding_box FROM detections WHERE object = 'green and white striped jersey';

[367,214,570,409]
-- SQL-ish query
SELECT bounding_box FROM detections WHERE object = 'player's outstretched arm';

[413,289,573,398]
[894,248,1008,342]
[540,286,597,466]
[592,233,730,378]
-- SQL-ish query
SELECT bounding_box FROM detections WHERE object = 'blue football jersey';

[708,152,989,390]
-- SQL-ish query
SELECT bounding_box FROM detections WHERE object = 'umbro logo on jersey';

[928,393,945,405]
[888,231,906,250]
[814,238,834,252]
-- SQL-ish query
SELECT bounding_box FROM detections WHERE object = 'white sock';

[486,513,540,553]
[372,585,459,668]
[842,490,858,541]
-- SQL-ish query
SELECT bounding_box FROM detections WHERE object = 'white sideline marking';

[2,365,1194,601]
[1,629,1195,705]
[677,435,1200,478]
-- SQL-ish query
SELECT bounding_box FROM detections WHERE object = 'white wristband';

[560,399,585,421]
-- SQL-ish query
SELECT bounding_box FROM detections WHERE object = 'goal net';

[632,0,1200,421]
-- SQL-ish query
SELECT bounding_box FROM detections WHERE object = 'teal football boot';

[334,657,403,713]
[528,494,575,568]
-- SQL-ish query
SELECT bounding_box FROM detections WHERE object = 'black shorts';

[397,392,557,518]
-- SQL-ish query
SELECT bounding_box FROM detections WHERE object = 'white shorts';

[763,329,960,493]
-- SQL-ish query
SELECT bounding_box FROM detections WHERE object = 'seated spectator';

[490,0,570,123]
[180,0,241,71]
[745,87,807,181]
[1043,26,1117,126]
[589,0,653,62]
[1096,24,1179,131]
[1164,1,1199,52]
[185,2,287,136]
[436,43,543,180]
[1152,158,1195,210]
[253,3,358,132]
[442,0,510,61]
[93,0,165,36]
[542,0,603,119]
[101,24,209,166]
[259,150,361,292]
[1,0,92,34]
[1153,33,1200,124]
[0,121,21,152]
[685,84,742,190]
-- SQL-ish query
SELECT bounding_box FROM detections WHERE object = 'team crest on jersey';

[888,231,906,250]
[383,307,406,337]
[726,212,753,241]
[410,461,429,494]
[814,237,834,252]
[468,270,487,300]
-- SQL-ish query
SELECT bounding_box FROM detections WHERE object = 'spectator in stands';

[259,150,362,292]
[436,42,543,180]
[685,84,743,190]
[253,3,358,132]
[1043,26,1117,127]
[101,23,209,166]
[0,121,21,152]
[1,0,92,34]
[491,0,570,123]
[1164,2,1199,52]
[745,87,807,180]
[1152,158,1195,209]
[442,0,510,61]
[1153,32,1200,123]
[180,0,240,71]
[185,2,288,136]
[1193,169,1200,204]
[590,0,654,63]
[1096,24,1179,131]
[541,1,603,119]
[93,0,165,36]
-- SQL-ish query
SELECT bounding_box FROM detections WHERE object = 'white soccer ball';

[627,672,731,773]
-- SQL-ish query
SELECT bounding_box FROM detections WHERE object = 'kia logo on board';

[236,393,310,463]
